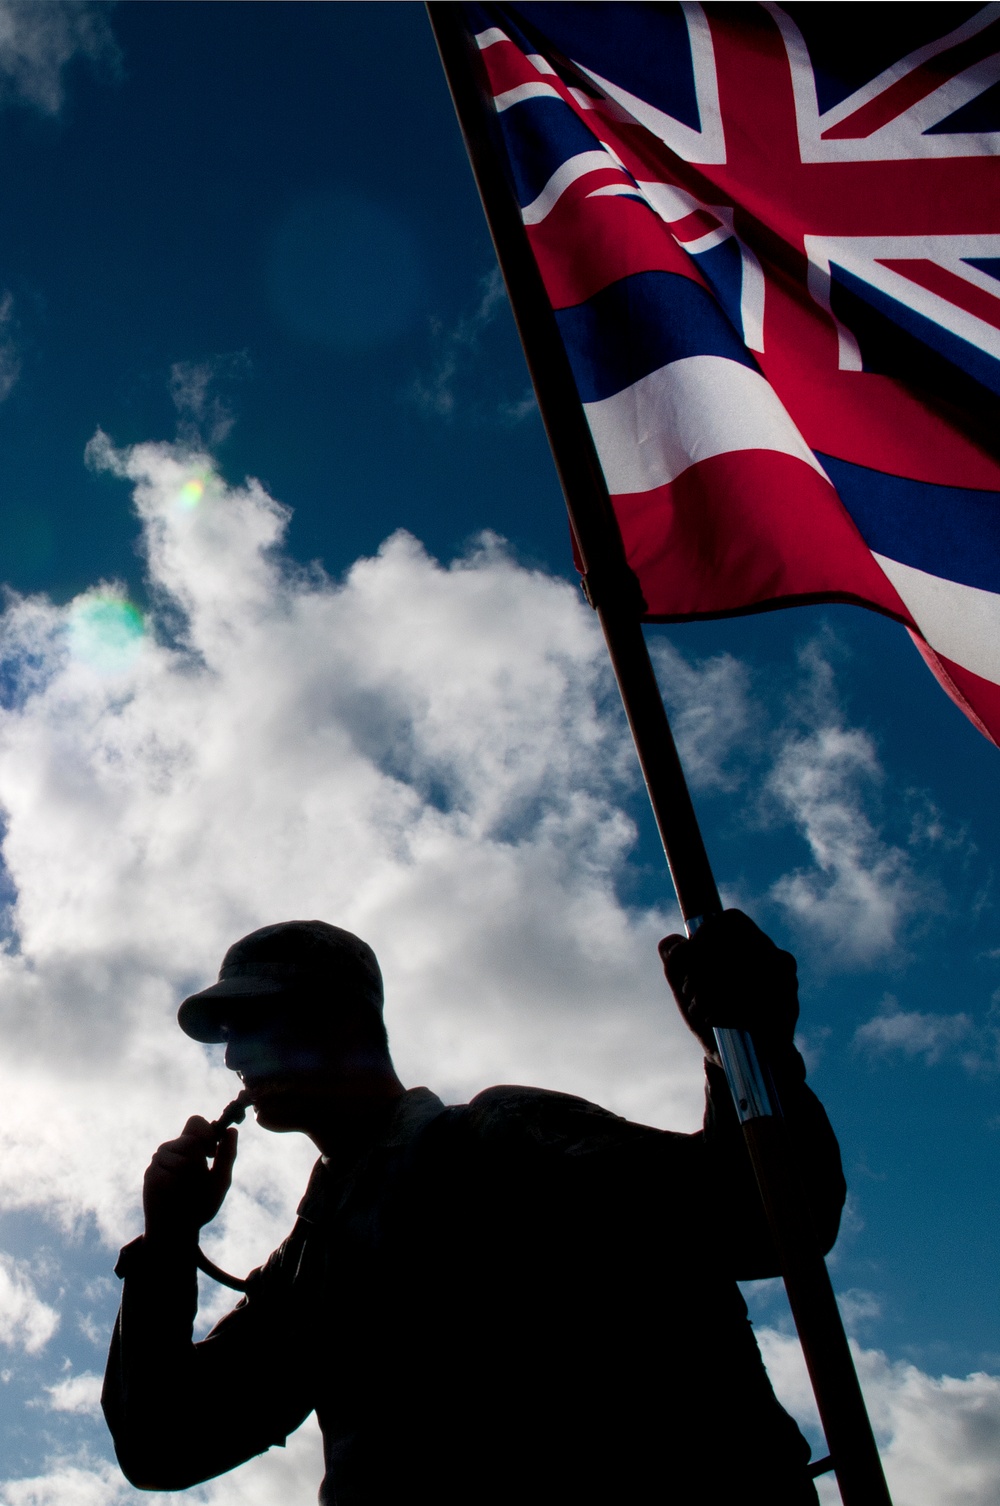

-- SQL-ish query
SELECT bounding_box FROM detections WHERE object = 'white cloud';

[766,654,926,960]
[0,1455,129,1506]
[175,1418,324,1506]
[0,2,117,116]
[0,1419,324,1506]
[0,432,710,1276]
[855,999,974,1066]
[649,639,753,791]
[652,631,944,961]
[0,1255,58,1355]
[168,355,251,449]
[854,996,1000,1075]
[42,1372,103,1417]
[835,1287,883,1334]
[76,1314,107,1350]
[757,1327,1000,1506]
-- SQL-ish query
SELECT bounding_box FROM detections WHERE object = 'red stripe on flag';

[479,35,546,96]
[528,190,706,309]
[909,634,1000,748]
[611,450,912,621]
[757,271,1000,490]
[668,209,725,243]
[877,258,1000,333]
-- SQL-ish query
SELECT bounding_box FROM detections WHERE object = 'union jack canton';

[464,2,1000,744]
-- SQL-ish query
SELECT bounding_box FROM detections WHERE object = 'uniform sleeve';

[700,1047,847,1279]
[102,1228,314,1490]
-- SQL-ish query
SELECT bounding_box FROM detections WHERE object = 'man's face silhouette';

[220,1002,390,1134]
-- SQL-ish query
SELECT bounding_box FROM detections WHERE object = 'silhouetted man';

[103,912,845,1504]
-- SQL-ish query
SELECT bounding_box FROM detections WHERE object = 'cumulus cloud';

[0,1255,58,1355]
[0,1,118,116]
[42,1372,103,1417]
[0,431,711,1276]
[758,1326,1000,1506]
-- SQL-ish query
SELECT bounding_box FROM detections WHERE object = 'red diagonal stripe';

[822,19,1000,140]
[669,208,724,242]
[878,257,1000,332]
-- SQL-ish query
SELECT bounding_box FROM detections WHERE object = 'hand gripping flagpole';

[427,9,892,1504]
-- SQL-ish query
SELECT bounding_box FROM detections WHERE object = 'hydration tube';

[195,1089,255,1293]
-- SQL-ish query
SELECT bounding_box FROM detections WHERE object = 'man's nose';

[224,1032,271,1075]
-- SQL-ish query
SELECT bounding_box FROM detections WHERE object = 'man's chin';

[248,1084,314,1132]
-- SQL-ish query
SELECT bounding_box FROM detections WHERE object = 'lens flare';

[178,477,205,511]
[68,594,146,672]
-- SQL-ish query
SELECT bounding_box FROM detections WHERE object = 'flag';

[462,3,1000,745]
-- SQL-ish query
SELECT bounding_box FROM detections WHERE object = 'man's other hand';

[142,1117,238,1244]
[658,910,799,1062]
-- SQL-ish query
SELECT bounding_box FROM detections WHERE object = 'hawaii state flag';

[461,3,1000,745]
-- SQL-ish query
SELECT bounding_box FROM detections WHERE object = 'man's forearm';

[102,1233,213,1488]
[702,1055,847,1278]
[103,1228,312,1490]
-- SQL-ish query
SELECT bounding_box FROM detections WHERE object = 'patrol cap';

[177,919,384,1044]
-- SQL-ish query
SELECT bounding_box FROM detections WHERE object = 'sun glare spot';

[69,594,146,672]
[178,477,205,511]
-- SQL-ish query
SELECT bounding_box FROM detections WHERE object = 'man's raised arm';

[102,1117,311,1489]
[662,909,848,1279]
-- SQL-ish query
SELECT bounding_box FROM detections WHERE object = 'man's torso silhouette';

[105,1069,842,1504]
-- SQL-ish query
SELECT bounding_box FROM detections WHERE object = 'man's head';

[179,921,400,1135]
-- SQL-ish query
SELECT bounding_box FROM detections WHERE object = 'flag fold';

[463,2,1000,745]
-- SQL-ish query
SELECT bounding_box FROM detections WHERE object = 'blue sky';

[0,6,997,1504]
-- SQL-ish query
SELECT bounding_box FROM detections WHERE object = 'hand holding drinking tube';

[192,1090,255,1291]
[142,1091,254,1289]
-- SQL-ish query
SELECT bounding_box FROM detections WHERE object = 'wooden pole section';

[427,8,893,1505]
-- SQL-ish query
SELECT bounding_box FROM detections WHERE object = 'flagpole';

[427,8,892,1505]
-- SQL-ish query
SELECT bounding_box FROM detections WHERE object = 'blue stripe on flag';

[556,271,757,404]
[790,6,986,116]
[498,97,601,209]
[821,452,1000,595]
[964,257,1000,284]
[689,240,747,345]
[507,3,701,131]
[830,262,1000,398]
[925,78,1000,135]
[463,2,496,36]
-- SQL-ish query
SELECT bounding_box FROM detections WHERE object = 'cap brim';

[177,976,293,1043]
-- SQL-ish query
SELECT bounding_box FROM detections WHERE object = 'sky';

[0,4,996,1504]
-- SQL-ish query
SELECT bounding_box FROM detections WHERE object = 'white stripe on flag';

[522,151,622,225]
[494,81,562,112]
[474,28,508,51]
[873,554,1000,684]
[583,356,827,494]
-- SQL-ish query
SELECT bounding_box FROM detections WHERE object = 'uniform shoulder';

[465,1084,663,1156]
